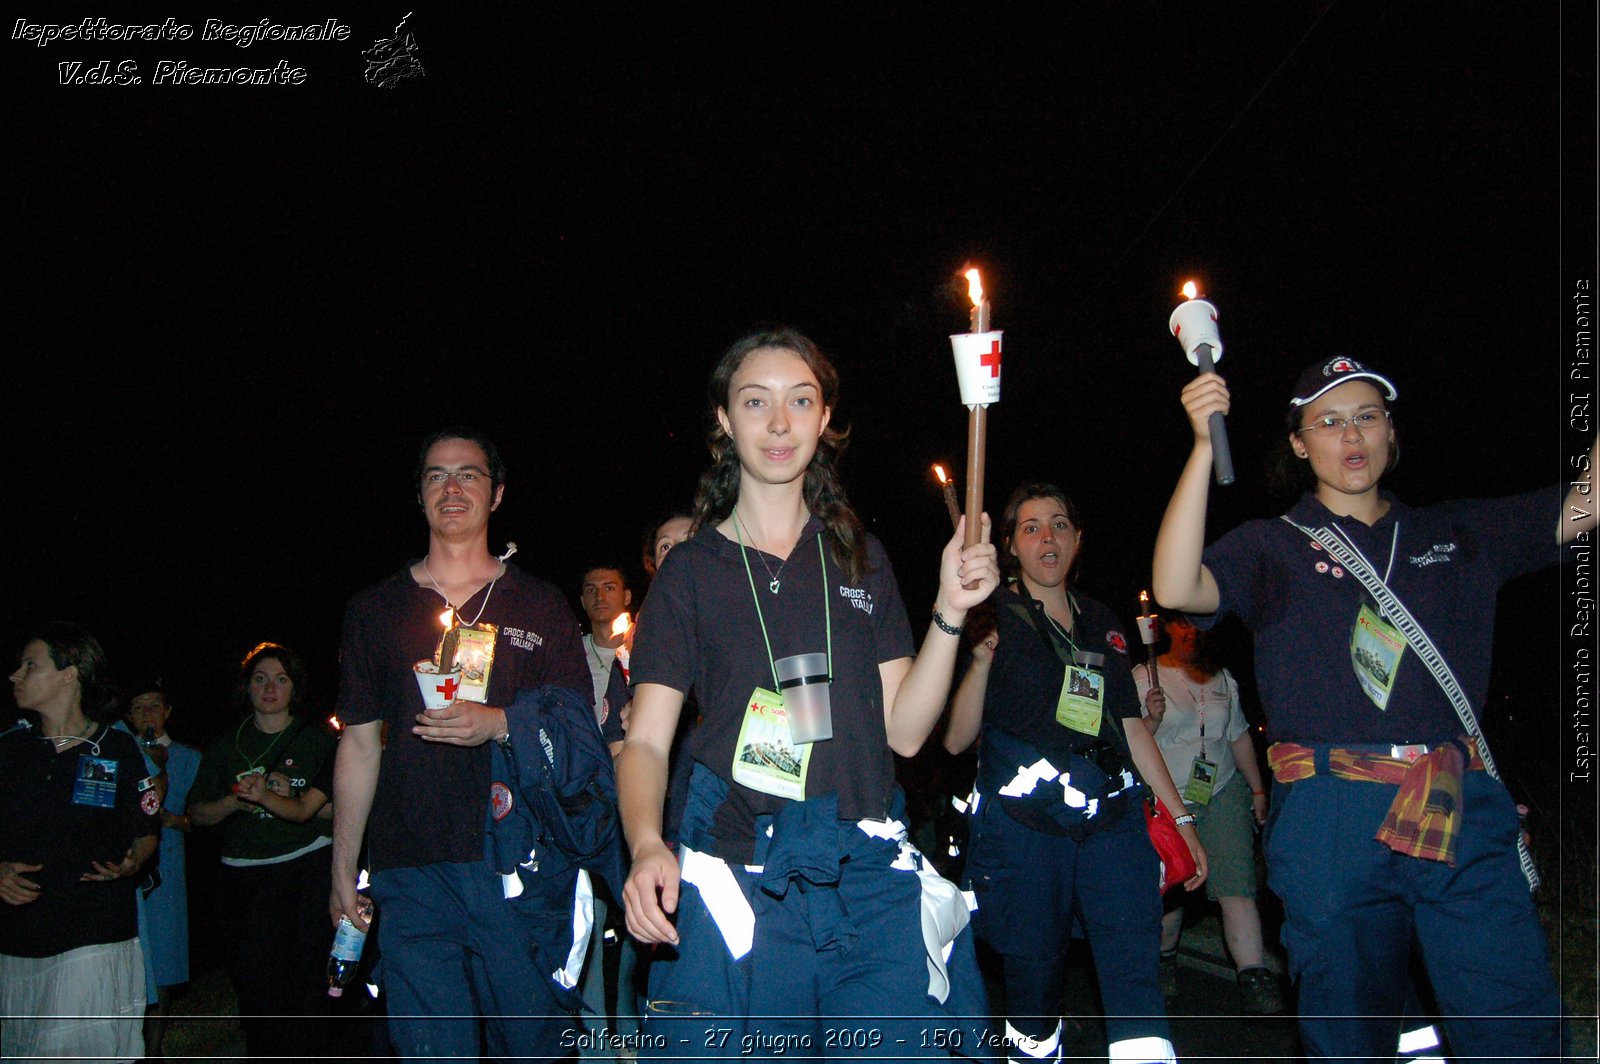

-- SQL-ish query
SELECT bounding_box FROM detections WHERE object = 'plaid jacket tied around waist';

[1268,737,1483,866]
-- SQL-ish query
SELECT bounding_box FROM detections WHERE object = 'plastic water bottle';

[326,916,367,997]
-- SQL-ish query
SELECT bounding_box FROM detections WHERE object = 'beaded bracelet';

[931,609,963,636]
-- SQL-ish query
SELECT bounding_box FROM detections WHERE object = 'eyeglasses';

[423,470,485,487]
[1295,410,1391,437]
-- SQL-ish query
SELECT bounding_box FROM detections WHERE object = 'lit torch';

[933,464,961,531]
[437,607,460,671]
[950,266,1002,586]
[610,611,633,682]
[1135,590,1162,698]
[1169,279,1234,486]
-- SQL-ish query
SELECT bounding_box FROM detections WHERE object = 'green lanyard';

[1032,589,1082,660]
[731,508,833,690]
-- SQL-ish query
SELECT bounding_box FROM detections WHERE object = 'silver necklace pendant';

[769,578,781,594]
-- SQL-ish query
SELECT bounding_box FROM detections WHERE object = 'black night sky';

[7,0,1596,829]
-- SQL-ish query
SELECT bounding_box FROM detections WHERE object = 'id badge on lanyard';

[1183,758,1218,805]
[727,525,832,802]
[1055,651,1106,737]
[730,687,811,801]
[1351,602,1407,710]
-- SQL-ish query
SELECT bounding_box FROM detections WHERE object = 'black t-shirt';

[0,721,160,957]
[979,585,1143,766]
[630,519,916,862]
[336,563,590,871]
[1198,489,1560,744]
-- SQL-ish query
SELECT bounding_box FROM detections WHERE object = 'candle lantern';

[950,267,1002,585]
[1168,281,1235,486]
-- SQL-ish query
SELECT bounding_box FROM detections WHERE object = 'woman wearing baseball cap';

[1151,357,1593,1061]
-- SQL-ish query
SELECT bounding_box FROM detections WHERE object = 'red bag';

[1145,797,1197,894]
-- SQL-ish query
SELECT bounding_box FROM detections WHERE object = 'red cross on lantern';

[980,339,1002,378]
[437,676,460,700]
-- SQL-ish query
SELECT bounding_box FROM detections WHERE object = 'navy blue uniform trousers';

[965,793,1168,1053]
[1265,768,1561,1062]
[371,860,576,1062]
[642,774,991,1061]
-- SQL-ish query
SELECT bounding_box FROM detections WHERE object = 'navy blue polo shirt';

[336,563,590,871]
[980,585,1143,767]
[630,518,915,863]
[1196,488,1560,745]
[0,722,160,957]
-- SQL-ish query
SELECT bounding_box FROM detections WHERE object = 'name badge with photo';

[1183,757,1218,805]
[454,624,499,704]
[730,686,811,801]
[72,755,120,809]
[1055,665,1106,736]
[1351,603,1406,710]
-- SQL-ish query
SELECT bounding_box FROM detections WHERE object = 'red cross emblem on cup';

[437,675,459,700]
[980,339,1002,378]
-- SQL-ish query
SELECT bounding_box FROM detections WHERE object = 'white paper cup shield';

[949,330,1004,406]
[1168,299,1224,365]
[413,660,463,709]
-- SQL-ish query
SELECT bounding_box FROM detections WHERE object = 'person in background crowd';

[607,510,697,1053]
[1134,617,1282,1014]
[330,427,593,1061]
[189,642,336,1061]
[620,328,1000,1056]
[1152,356,1596,1060]
[646,514,694,582]
[127,678,204,1057]
[576,561,633,1054]
[580,563,632,754]
[1,623,160,1063]
[945,483,1205,1064]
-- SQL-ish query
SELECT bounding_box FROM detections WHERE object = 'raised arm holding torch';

[1169,281,1234,486]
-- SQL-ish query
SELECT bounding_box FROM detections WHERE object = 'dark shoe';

[1237,965,1285,1015]
[1158,951,1179,1000]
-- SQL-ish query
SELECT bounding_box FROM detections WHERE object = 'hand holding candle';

[1169,280,1235,486]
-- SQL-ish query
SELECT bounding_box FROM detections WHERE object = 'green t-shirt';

[192,716,336,862]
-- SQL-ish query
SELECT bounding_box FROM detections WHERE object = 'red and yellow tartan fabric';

[1268,739,1484,866]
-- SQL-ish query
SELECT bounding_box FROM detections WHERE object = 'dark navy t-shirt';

[1197,488,1560,745]
[980,584,1143,766]
[336,563,590,871]
[629,518,916,862]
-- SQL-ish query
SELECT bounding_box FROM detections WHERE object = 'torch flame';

[610,611,632,638]
[964,268,984,307]
[1181,280,1199,301]
[933,464,949,485]
[440,607,455,629]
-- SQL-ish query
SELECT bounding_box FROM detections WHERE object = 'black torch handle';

[1194,343,1235,486]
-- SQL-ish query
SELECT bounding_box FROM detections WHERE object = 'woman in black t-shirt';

[1,623,159,1063]
[619,328,999,1054]
[945,483,1203,1064]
